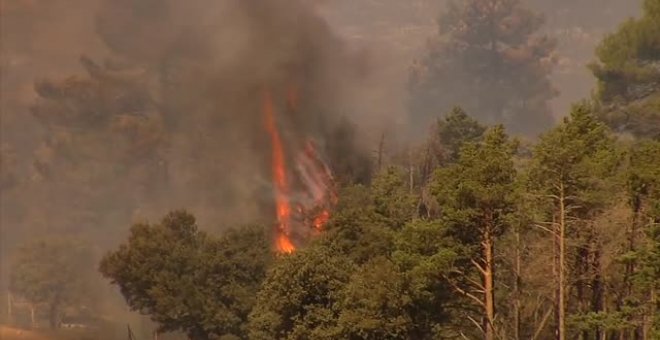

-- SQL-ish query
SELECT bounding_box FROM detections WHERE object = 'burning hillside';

[0,0,373,256]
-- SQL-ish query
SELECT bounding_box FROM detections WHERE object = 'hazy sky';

[319,0,643,119]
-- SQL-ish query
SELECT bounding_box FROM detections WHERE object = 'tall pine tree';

[527,104,620,339]
[432,125,518,339]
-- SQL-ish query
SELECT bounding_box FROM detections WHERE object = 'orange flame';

[275,233,296,254]
[263,86,337,253]
[312,209,330,231]
[263,89,295,254]
[296,140,336,232]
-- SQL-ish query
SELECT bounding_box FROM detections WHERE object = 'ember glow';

[262,87,337,254]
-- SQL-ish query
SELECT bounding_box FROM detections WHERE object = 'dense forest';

[1,0,659,339]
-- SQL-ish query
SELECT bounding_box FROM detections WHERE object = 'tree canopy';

[591,0,660,138]
[99,211,272,339]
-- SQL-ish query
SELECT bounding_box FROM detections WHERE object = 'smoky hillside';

[1,0,375,247]
[1,0,657,339]
[1,0,643,245]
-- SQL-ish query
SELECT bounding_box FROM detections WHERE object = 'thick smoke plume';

[0,0,373,321]
[92,0,368,223]
[2,0,370,241]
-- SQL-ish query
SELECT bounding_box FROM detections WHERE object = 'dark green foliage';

[628,140,660,218]
[434,107,487,164]
[99,211,272,339]
[392,220,464,338]
[529,103,621,211]
[626,141,660,335]
[591,0,660,138]
[430,125,518,337]
[247,246,354,340]
[527,104,622,338]
[322,184,397,265]
[646,221,660,337]
[592,0,660,101]
[417,107,487,207]
[370,167,418,229]
[249,176,458,339]
[336,257,422,339]
[321,174,415,265]
[432,125,519,243]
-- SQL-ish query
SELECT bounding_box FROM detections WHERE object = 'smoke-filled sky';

[0,0,645,276]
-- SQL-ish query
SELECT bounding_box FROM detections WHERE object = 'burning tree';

[261,88,338,254]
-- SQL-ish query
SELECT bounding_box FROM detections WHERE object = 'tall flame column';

[262,89,296,254]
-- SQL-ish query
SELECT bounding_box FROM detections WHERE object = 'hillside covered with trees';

[2,0,659,339]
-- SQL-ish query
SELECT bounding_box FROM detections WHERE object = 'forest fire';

[262,88,336,254]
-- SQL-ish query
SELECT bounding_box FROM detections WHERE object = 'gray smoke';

[0,0,374,328]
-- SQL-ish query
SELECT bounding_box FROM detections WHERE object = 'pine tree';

[434,107,487,165]
[409,0,557,136]
[527,104,620,339]
[625,140,660,338]
[432,125,518,339]
[590,0,660,138]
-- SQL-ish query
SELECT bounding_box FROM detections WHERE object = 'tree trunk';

[627,205,639,297]
[484,225,495,340]
[629,203,641,339]
[558,184,567,340]
[552,213,560,340]
[591,239,604,340]
[577,243,589,340]
[643,287,656,340]
[514,224,522,340]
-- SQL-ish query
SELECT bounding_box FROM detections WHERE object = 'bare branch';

[531,308,553,340]
[525,193,560,200]
[467,315,485,334]
[532,223,556,234]
[465,276,486,291]
[471,259,487,276]
[444,275,486,308]
[534,221,555,225]
[553,183,563,192]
